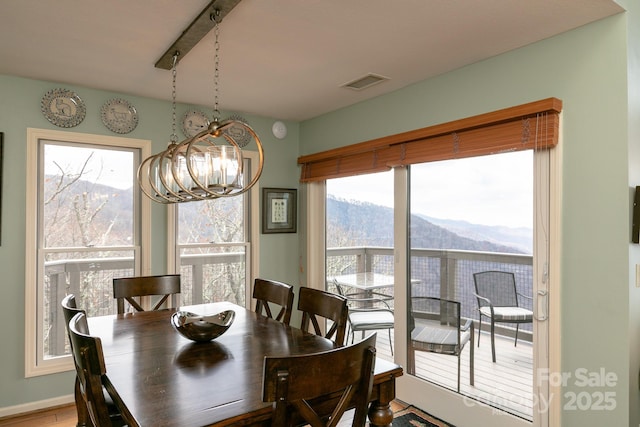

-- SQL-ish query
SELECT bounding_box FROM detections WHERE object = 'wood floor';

[0,401,409,427]
[0,404,77,427]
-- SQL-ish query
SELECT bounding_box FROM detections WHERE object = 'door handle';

[535,289,548,321]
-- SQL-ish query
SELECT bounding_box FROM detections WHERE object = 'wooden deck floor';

[366,328,534,421]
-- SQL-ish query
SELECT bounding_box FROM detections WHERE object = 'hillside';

[327,196,530,254]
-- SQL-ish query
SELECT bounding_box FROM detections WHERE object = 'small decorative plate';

[101,98,139,134]
[41,88,86,128]
[224,115,252,147]
[182,110,210,138]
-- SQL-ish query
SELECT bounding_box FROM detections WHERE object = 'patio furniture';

[473,270,533,363]
[253,278,295,325]
[334,279,395,355]
[298,287,349,346]
[408,296,474,392]
[263,333,377,427]
[112,274,181,314]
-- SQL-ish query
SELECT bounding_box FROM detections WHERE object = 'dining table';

[83,301,403,427]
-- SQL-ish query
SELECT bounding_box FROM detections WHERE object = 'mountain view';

[327,195,532,254]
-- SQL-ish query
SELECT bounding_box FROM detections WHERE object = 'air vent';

[342,73,389,91]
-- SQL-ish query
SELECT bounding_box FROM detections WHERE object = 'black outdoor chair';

[473,270,533,363]
[408,296,474,392]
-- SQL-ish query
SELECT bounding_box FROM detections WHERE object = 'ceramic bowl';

[171,310,235,342]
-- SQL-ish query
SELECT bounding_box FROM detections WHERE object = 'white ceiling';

[0,0,624,121]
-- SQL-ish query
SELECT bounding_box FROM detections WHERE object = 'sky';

[327,150,533,229]
[45,142,534,229]
[44,143,135,190]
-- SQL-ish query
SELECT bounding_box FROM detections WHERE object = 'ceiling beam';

[155,0,241,70]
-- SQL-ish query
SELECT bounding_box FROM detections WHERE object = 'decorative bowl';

[171,310,235,342]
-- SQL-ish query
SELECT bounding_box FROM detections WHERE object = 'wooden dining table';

[84,301,403,426]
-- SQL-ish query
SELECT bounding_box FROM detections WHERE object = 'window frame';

[25,128,151,377]
[167,151,260,309]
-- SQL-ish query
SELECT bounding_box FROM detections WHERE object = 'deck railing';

[326,246,533,340]
[47,246,532,357]
[45,251,244,358]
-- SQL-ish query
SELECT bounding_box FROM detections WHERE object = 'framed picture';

[0,132,3,245]
[262,188,297,234]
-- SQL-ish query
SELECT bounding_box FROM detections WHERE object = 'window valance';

[298,97,562,182]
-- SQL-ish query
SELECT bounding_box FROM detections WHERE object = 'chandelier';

[138,2,263,203]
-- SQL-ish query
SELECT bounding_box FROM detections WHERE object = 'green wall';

[0,75,300,409]
[2,8,638,427]
[300,12,632,427]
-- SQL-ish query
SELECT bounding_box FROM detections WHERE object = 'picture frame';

[262,187,297,234]
[0,132,3,246]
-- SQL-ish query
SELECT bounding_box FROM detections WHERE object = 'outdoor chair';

[262,333,376,427]
[298,287,349,346]
[408,296,474,392]
[253,278,295,325]
[333,279,395,355]
[113,274,181,314]
[473,270,533,363]
[68,311,126,427]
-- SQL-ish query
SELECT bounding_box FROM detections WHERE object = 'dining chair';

[408,296,474,392]
[473,270,533,362]
[113,274,181,314]
[68,312,126,427]
[333,280,395,355]
[262,333,376,427]
[253,278,295,325]
[61,294,123,427]
[297,287,349,346]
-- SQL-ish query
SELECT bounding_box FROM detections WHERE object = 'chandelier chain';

[212,10,221,121]
[170,52,179,143]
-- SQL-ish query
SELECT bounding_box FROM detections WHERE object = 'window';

[170,152,260,308]
[25,128,150,376]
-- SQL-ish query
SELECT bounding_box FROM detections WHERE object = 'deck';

[366,327,533,421]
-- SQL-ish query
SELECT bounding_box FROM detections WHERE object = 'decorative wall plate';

[41,88,86,128]
[101,98,139,134]
[182,110,210,138]
[224,115,252,147]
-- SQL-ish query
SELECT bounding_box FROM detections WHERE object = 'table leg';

[367,379,395,427]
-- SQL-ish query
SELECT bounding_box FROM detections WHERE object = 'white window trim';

[24,128,151,377]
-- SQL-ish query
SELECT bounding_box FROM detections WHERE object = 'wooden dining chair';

[298,287,349,346]
[253,278,295,325]
[263,333,376,427]
[68,312,126,427]
[61,294,123,427]
[113,274,181,314]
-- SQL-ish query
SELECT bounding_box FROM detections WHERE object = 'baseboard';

[0,394,74,419]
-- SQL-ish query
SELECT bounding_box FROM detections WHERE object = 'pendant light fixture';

[139,3,263,203]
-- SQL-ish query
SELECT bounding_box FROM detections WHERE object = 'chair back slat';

[253,278,294,325]
[113,274,181,314]
[263,333,376,427]
[298,287,348,346]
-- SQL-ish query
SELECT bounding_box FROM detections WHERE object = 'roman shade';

[298,97,562,182]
